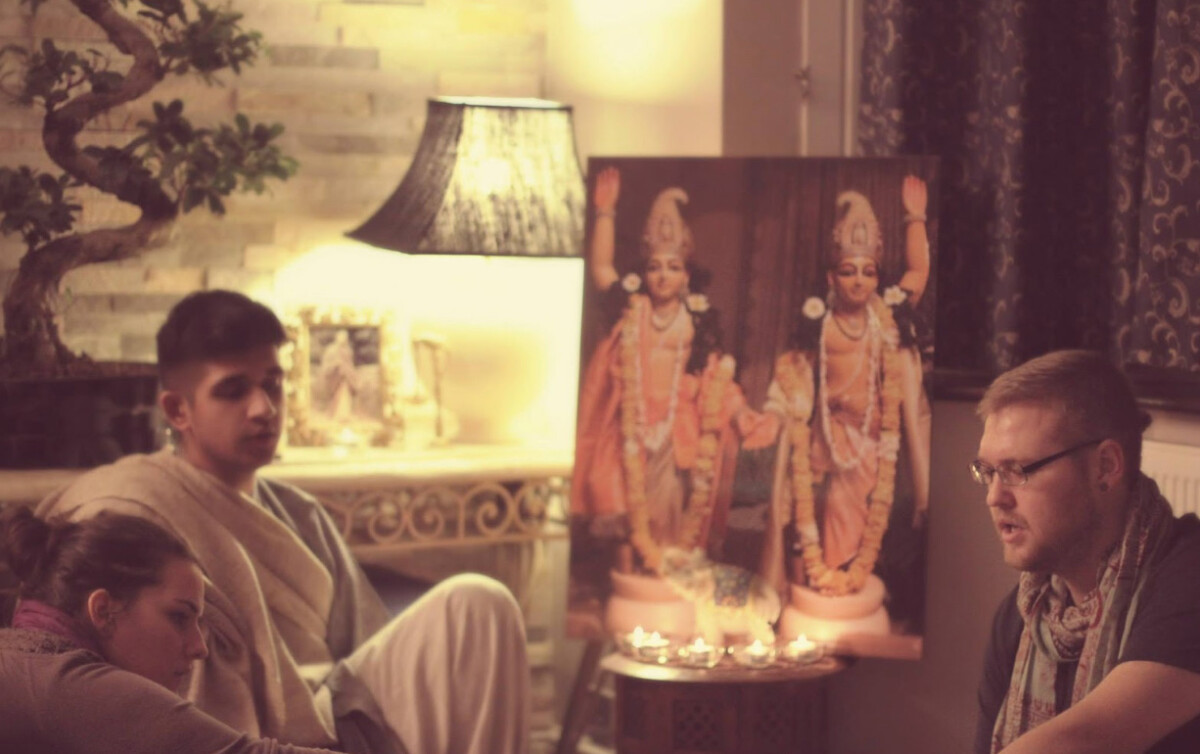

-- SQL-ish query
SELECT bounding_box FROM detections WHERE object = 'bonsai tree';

[0,0,296,377]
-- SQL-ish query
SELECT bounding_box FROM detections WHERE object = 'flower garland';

[619,294,732,571]
[780,292,906,596]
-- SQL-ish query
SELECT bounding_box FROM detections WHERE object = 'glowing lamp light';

[331,97,586,447]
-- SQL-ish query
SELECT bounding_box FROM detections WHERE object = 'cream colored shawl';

[36,449,338,747]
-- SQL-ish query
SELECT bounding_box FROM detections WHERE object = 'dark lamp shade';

[348,97,586,257]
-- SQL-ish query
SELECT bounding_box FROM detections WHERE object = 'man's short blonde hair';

[977,349,1151,481]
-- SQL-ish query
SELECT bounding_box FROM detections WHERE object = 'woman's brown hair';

[1,508,192,616]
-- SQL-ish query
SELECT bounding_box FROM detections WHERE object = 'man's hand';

[1000,661,1200,753]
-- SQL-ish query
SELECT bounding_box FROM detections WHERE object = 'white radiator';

[1142,439,1200,518]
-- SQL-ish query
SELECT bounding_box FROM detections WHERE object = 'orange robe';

[810,377,883,569]
[572,296,744,555]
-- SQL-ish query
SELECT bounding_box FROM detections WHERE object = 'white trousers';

[342,573,531,754]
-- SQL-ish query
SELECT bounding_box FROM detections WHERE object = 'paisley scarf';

[991,475,1175,751]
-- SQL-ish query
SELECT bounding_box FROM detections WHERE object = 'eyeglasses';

[969,438,1104,488]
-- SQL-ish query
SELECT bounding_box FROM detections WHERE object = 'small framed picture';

[282,306,405,447]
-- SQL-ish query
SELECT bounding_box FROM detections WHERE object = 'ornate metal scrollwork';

[314,475,565,550]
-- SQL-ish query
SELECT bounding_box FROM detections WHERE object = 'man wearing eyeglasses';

[972,349,1200,754]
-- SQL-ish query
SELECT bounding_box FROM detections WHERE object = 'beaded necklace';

[818,305,881,471]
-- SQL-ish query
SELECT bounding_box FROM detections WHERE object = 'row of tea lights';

[617,627,824,669]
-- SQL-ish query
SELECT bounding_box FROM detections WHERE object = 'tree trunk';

[0,0,176,377]
[1,215,175,377]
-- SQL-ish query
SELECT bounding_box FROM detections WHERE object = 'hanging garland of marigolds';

[619,293,732,571]
[778,295,905,596]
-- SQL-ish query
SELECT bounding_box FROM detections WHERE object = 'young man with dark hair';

[973,349,1200,753]
[38,290,529,754]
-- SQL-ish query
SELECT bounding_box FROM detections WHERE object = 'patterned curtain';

[859,0,1200,374]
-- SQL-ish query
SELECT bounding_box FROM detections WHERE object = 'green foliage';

[2,41,122,110]
[159,2,262,80]
[0,166,81,250]
[0,0,296,246]
[131,100,297,214]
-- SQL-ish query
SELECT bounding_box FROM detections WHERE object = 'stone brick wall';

[0,0,547,361]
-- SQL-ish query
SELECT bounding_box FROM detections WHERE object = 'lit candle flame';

[789,635,816,651]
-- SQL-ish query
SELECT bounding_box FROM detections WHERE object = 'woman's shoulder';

[1,628,195,712]
[0,629,108,731]
[0,631,202,754]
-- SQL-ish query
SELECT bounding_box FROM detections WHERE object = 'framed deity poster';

[568,157,938,661]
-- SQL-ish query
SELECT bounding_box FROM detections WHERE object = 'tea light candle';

[678,636,721,668]
[621,626,672,663]
[732,638,776,668]
[782,634,822,664]
[616,626,647,658]
[639,630,672,663]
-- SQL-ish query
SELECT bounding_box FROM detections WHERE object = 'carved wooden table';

[600,652,845,754]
